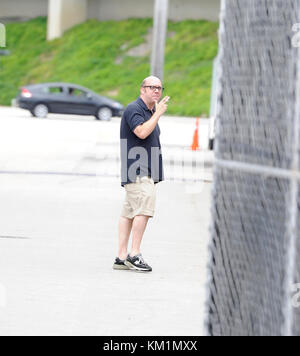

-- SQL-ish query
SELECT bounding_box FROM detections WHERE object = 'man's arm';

[134,96,170,140]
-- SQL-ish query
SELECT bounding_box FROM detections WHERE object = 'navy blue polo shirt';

[120,97,164,187]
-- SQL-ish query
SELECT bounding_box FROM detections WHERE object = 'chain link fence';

[206,0,300,336]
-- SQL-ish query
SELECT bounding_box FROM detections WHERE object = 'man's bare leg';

[118,216,133,260]
[130,215,150,257]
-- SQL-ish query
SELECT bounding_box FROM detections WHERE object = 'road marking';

[0,236,30,239]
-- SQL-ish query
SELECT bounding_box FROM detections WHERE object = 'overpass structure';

[0,0,220,40]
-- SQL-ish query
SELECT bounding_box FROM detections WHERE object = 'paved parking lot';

[0,106,213,336]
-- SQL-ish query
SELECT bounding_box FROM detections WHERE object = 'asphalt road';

[0,107,213,336]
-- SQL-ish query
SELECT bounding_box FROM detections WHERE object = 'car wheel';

[32,104,49,118]
[96,107,112,121]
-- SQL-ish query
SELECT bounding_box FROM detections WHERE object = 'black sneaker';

[113,257,130,270]
[125,253,152,272]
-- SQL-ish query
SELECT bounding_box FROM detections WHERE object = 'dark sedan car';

[15,82,124,121]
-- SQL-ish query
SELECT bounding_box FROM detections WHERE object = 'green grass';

[0,17,219,117]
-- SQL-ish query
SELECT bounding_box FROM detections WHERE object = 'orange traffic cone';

[190,118,200,151]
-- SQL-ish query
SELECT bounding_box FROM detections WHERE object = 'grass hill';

[0,17,219,117]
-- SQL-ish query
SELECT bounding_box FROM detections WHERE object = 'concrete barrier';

[0,282,7,308]
[0,23,6,47]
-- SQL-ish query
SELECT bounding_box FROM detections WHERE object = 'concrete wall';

[88,0,153,21]
[60,0,87,32]
[0,0,48,20]
[87,0,220,22]
[0,0,220,23]
[0,0,220,40]
[47,0,87,40]
[169,0,220,21]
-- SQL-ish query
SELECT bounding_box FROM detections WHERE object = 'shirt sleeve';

[126,112,145,133]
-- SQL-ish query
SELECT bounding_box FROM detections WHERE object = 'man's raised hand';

[155,96,170,116]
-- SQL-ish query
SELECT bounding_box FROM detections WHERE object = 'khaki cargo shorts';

[121,176,156,219]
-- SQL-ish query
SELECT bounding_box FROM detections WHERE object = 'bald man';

[113,76,170,272]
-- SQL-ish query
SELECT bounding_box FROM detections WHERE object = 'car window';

[68,88,88,97]
[42,86,64,94]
